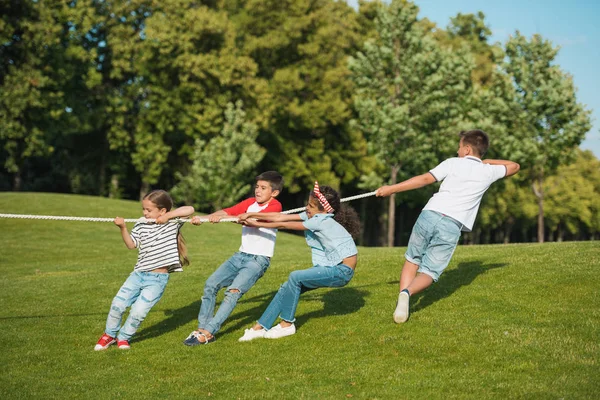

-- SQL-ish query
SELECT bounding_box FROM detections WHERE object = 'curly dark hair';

[310,185,361,240]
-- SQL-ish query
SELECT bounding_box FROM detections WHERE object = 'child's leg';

[197,253,243,330]
[117,272,169,341]
[400,260,433,295]
[276,265,353,326]
[203,254,270,335]
[104,272,143,338]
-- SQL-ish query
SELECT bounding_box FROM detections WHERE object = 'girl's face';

[142,199,167,219]
[306,196,323,218]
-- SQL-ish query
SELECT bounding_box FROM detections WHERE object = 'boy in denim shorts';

[376,130,520,323]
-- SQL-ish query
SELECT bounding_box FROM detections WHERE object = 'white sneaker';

[264,323,296,339]
[238,328,267,342]
[393,291,410,323]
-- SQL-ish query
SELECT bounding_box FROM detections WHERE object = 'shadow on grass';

[136,285,368,342]
[407,261,508,315]
[135,290,279,342]
[293,287,368,330]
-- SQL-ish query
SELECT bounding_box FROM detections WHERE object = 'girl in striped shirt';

[94,190,194,351]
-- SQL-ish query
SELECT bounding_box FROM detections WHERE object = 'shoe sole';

[94,340,116,351]
[393,293,410,323]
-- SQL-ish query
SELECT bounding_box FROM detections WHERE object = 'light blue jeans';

[405,210,462,281]
[198,252,270,334]
[105,270,170,341]
[257,264,354,329]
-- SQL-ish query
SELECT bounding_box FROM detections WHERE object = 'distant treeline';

[1,0,597,245]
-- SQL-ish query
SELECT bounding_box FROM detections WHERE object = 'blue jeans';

[405,210,462,281]
[105,270,170,341]
[257,264,354,329]
[198,252,270,334]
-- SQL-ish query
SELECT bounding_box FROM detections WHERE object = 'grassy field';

[0,192,598,399]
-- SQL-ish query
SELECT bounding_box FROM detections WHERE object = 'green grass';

[1,192,598,399]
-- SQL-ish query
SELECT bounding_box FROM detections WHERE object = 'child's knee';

[224,288,242,302]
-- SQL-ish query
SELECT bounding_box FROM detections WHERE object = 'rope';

[0,191,378,223]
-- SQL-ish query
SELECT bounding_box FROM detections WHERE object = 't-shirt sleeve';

[302,214,324,232]
[490,164,507,182]
[299,211,309,221]
[429,158,454,181]
[129,223,142,248]
[261,199,282,213]
[223,198,256,216]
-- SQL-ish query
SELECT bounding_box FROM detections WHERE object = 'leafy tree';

[348,0,474,246]
[171,101,265,211]
[545,149,600,241]
[441,12,499,87]
[231,0,371,193]
[0,1,87,190]
[504,32,592,242]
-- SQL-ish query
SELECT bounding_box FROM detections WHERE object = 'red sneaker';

[94,334,116,351]
[117,339,130,350]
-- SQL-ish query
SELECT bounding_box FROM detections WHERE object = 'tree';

[171,101,265,211]
[504,32,592,242]
[545,149,600,241]
[348,0,474,246]
[231,0,371,194]
[0,1,86,190]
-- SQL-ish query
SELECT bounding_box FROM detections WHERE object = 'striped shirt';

[130,218,185,273]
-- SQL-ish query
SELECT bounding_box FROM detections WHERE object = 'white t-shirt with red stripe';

[224,198,282,257]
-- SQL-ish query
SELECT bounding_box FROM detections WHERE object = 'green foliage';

[232,0,371,192]
[442,11,500,86]
[545,149,600,239]
[504,32,592,173]
[171,101,265,211]
[349,0,475,180]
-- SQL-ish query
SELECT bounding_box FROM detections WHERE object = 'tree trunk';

[109,174,120,199]
[557,224,564,242]
[139,181,150,201]
[13,169,22,191]
[532,172,545,244]
[387,165,399,247]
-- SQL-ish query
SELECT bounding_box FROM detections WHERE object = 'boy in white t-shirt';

[376,130,520,324]
[183,171,284,345]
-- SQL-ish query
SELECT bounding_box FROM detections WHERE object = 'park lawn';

[0,192,598,399]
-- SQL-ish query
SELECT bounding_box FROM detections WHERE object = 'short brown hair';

[255,171,284,192]
[459,129,489,157]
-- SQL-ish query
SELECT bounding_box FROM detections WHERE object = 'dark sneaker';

[183,330,215,346]
[94,333,116,351]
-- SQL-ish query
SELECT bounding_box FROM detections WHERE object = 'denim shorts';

[405,210,462,281]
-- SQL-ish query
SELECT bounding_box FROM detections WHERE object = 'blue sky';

[346,0,600,157]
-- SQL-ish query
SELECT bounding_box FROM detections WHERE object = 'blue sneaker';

[183,330,215,346]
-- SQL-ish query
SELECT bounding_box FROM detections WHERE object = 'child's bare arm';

[238,212,302,223]
[376,173,437,197]
[483,159,521,177]
[206,210,229,223]
[156,206,195,224]
[114,217,136,249]
[243,218,305,231]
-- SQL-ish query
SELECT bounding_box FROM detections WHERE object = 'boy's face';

[255,180,279,205]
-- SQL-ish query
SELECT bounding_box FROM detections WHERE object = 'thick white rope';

[0,191,377,224]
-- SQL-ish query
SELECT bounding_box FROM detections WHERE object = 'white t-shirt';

[224,197,282,258]
[424,156,506,232]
